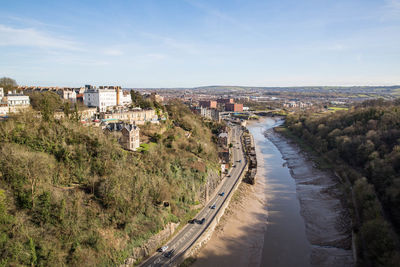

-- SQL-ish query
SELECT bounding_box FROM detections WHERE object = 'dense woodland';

[0,97,222,266]
[284,98,400,266]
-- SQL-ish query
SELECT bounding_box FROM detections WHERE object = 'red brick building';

[225,103,243,112]
[199,100,217,109]
[217,98,234,104]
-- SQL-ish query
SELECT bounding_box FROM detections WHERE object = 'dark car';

[198,218,206,224]
[219,192,225,196]
[210,204,216,209]
[233,165,236,168]
[165,249,175,258]
[227,174,231,178]
[188,219,196,224]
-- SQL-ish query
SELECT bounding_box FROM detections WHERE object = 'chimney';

[116,86,120,106]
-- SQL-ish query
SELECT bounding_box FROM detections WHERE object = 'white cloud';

[0,24,81,50]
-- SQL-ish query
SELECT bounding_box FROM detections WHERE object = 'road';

[139,125,247,267]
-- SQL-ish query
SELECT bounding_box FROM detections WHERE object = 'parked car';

[158,245,168,252]
[210,204,216,209]
[164,249,175,258]
[198,218,206,224]
[188,219,196,224]
[219,192,225,196]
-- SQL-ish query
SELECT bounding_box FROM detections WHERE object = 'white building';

[57,89,77,102]
[0,89,30,115]
[6,94,30,106]
[119,90,132,106]
[84,88,116,112]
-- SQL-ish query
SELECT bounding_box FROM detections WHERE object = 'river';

[193,117,353,267]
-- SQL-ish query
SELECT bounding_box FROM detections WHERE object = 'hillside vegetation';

[0,100,220,266]
[284,99,400,266]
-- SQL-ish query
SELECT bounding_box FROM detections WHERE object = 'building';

[199,100,217,109]
[218,150,230,164]
[57,89,77,102]
[119,90,132,106]
[148,92,164,103]
[217,98,234,104]
[104,123,140,151]
[100,108,158,125]
[84,87,117,112]
[199,107,220,122]
[0,89,30,115]
[218,132,230,148]
[6,91,30,107]
[225,103,243,112]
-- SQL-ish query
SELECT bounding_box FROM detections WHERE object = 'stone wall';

[200,170,223,203]
[122,169,222,266]
[122,222,180,266]
[173,133,250,266]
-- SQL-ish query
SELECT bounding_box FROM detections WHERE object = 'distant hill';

[129,85,400,97]
[191,85,400,95]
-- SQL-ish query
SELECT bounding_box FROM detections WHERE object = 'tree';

[0,77,17,92]
[0,144,55,208]
[29,92,62,121]
[130,90,144,107]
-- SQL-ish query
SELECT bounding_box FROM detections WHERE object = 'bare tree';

[0,77,18,92]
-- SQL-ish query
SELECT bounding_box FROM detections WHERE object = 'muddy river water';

[193,118,353,267]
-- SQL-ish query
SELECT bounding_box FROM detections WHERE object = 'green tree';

[29,92,62,121]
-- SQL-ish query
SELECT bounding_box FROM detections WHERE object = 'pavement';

[139,125,247,267]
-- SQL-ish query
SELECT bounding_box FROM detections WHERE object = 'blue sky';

[0,0,400,87]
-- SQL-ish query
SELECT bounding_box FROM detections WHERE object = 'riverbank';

[192,178,267,267]
[190,118,353,267]
[264,128,353,266]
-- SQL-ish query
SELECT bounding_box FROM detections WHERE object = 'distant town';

[1,83,398,154]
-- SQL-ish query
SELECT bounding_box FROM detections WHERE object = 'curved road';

[139,125,246,267]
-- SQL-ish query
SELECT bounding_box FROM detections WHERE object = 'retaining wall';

[173,132,250,266]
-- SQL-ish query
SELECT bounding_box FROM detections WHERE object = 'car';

[237,159,242,163]
[198,218,206,224]
[210,204,216,209]
[219,192,225,196]
[158,245,169,252]
[164,249,175,258]
[227,174,231,178]
[233,165,236,168]
[188,219,196,224]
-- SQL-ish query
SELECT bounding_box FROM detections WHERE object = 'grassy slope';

[0,102,220,266]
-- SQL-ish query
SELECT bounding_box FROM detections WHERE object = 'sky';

[0,0,400,87]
